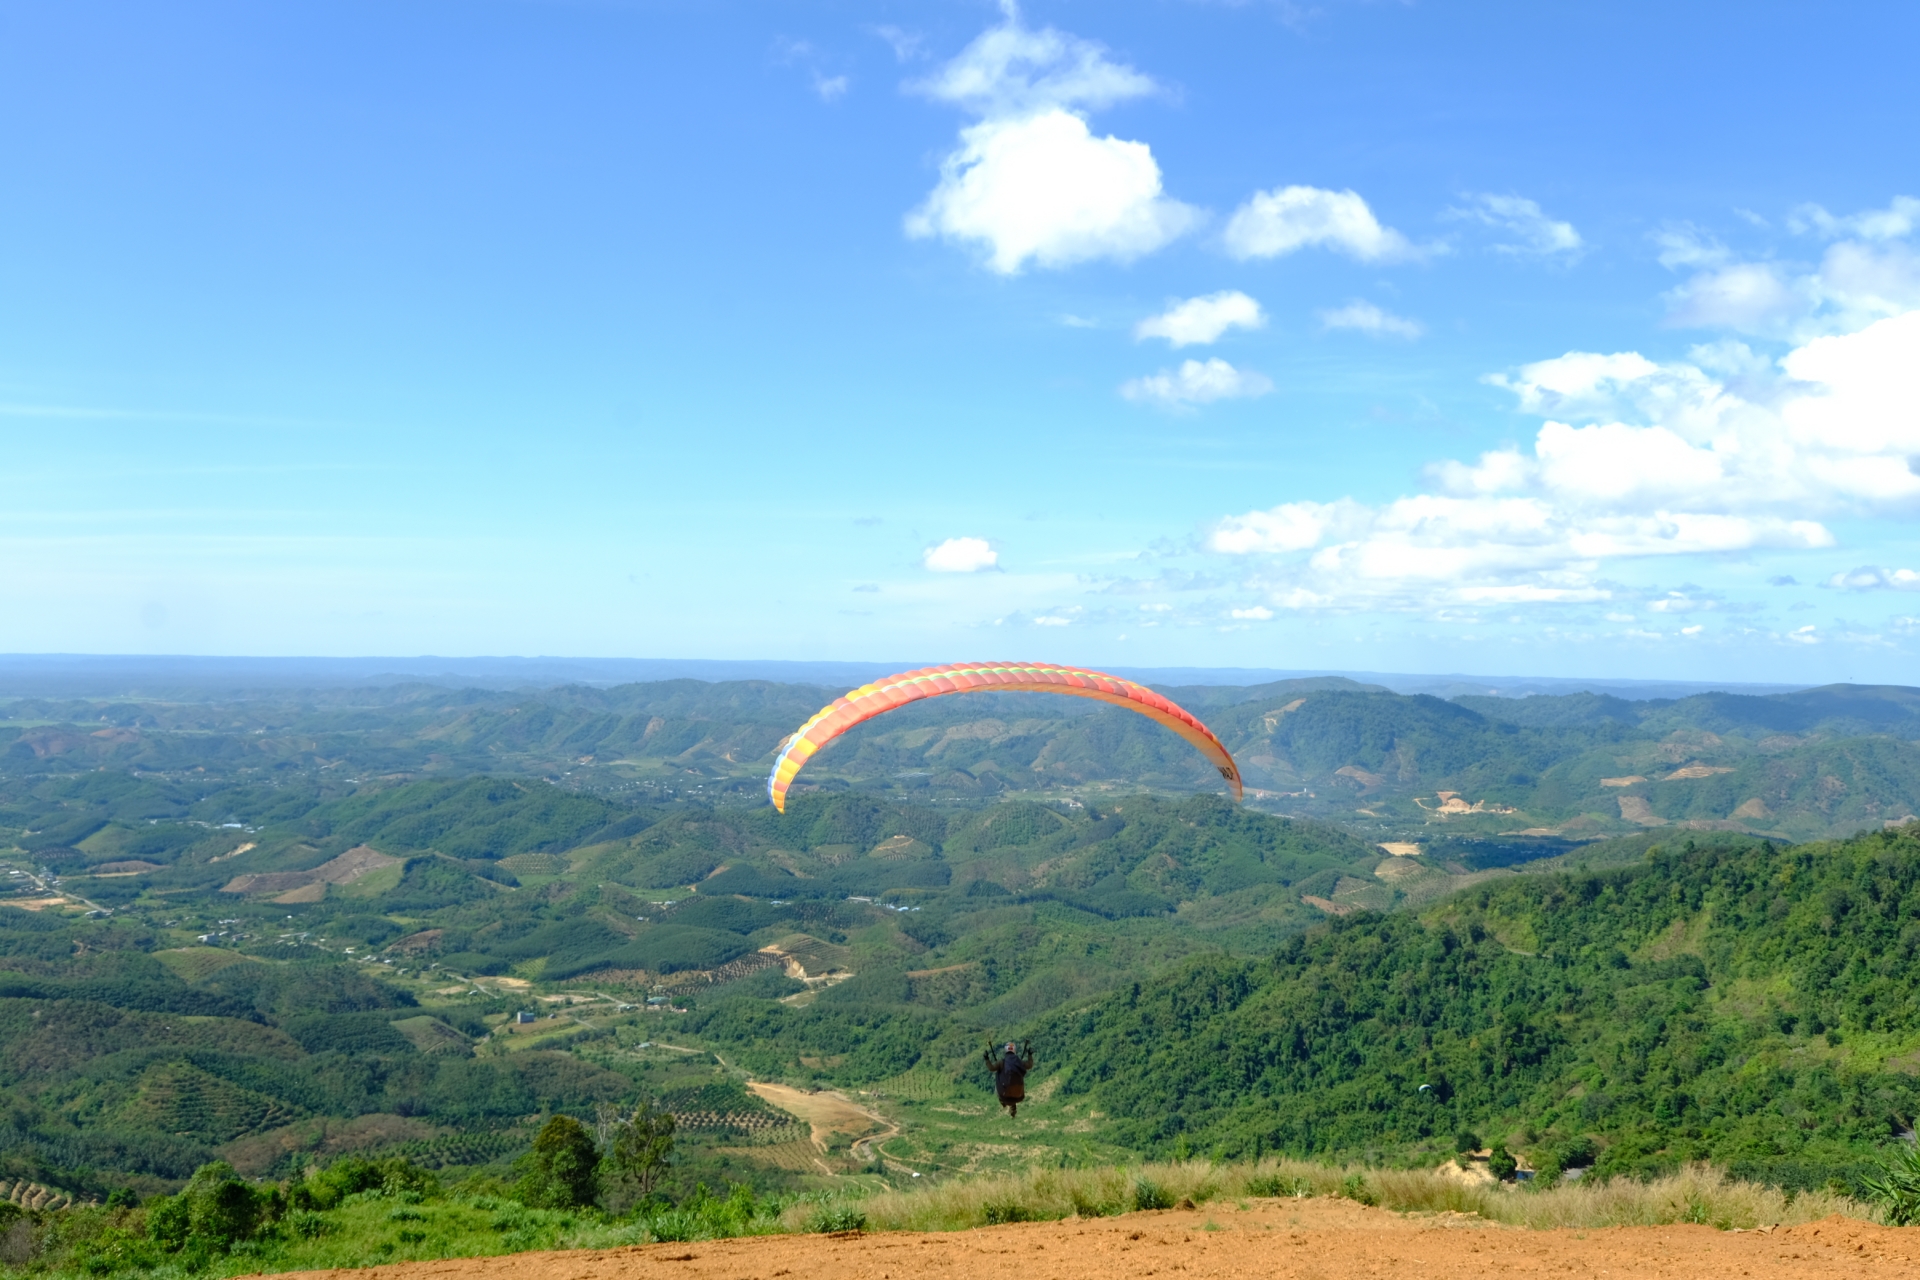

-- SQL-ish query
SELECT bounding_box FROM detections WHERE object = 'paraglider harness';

[985,1039,1035,1117]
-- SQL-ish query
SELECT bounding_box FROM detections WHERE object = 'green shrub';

[286,1209,329,1239]
[1488,1144,1519,1182]
[982,1199,1034,1224]
[1131,1178,1174,1211]
[295,1156,440,1210]
[1244,1173,1307,1198]
[146,1194,191,1252]
[806,1203,868,1233]
[1859,1142,1920,1225]
[643,1184,776,1242]
[144,1161,284,1259]
[1338,1173,1376,1206]
[1069,1188,1120,1217]
[71,1226,159,1275]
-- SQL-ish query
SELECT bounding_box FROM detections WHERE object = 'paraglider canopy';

[765,661,1242,812]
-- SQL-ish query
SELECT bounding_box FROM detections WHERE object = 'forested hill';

[1047,825,1920,1186]
[5,676,1920,841]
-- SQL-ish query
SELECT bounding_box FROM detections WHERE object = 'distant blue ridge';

[0,652,1812,702]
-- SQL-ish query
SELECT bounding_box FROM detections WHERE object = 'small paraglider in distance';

[765,662,1243,812]
[985,1038,1035,1117]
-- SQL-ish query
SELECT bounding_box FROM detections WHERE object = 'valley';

[4,674,1920,1213]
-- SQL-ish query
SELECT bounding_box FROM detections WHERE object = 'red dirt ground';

[276,1197,1919,1280]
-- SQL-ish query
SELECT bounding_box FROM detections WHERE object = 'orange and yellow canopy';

[766,661,1242,812]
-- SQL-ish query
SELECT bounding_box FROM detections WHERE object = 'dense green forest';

[1049,826,1920,1190]
[4,673,1920,1213]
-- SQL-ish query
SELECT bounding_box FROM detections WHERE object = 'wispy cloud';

[0,402,317,428]
[1318,299,1423,339]
[1826,565,1920,591]
[1135,291,1265,346]
[870,24,925,63]
[1790,195,1919,241]
[1121,358,1273,411]
[1448,193,1582,258]
[773,38,850,102]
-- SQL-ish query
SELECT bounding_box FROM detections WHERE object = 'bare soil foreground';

[275,1197,1918,1280]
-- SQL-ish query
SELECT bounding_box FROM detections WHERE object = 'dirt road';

[281,1197,1917,1280]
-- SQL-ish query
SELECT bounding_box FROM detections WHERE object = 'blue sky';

[3,0,1918,682]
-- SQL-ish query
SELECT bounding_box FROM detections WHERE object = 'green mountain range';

[7,677,1918,846]
[4,675,1920,1202]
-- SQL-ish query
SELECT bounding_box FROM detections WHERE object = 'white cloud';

[1207,499,1364,554]
[1450,194,1582,257]
[1319,300,1423,339]
[1661,196,1920,336]
[1791,195,1920,242]
[1827,565,1920,591]
[814,74,849,101]
[1646,591,1714,613]
[1817,239,1920,324]
[1652,226,1730,270]
[1032,614,1072,626]
[1229,605,1274,620]
[1121,358,1274,410]
[923,537,999,572]
[905,9,1197,274]
[1476,312,1920,514]
[912,7,1155,116]
[1664,262,1803,330]
[1206,306,1920,612]
[1480,350,1664,416]
[1135,291,1265,346]
[1222,186,1416,262]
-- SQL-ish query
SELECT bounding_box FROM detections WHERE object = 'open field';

[745,1083,896,1163]
[270,1198,1919,1280]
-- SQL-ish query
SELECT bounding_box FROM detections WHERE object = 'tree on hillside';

[598,1098,677,1210]
[1487,1143,1518,1182]
[514,1114,600,1209]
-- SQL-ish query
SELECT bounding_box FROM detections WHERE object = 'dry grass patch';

[806,1159,1870,1234]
